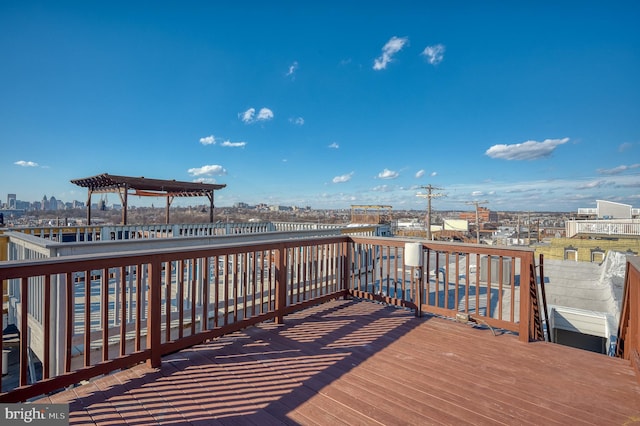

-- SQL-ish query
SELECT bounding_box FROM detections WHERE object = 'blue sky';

[1,1,639,212]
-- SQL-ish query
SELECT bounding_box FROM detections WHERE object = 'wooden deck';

[35,299,640,425]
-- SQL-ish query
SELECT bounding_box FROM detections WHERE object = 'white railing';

[566,219,640,238]
[272,221,344,231]
[577,208,598,215]
[4,222,361,243]
[102,222,278,239]
[10,226,102,242]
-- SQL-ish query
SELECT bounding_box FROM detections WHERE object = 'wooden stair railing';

[616,256,640,381]
[528,254,545,342]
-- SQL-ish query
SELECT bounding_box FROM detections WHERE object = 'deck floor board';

[33,299,640,425]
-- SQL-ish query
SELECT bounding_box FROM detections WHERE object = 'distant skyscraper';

[7,194,16,209]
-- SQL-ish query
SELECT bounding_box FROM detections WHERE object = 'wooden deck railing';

[347,237,544,342]
[0,235,545,402]
[616,255,640,380]
[1,226,382,373]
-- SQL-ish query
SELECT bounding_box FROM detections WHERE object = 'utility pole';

[465,200,488,244]
[416,185,445,241]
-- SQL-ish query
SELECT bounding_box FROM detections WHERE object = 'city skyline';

[2,190,637,215]
[1,2,639,212]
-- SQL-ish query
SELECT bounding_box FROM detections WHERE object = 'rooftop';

[35,299,640,424]
[1,225,639,424]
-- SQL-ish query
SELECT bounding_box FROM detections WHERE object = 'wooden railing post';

[343,240,351,298]
[415,269,423,318]
[147,260,162,368]
[275,245,287,324]
[630,274,639,367]
[20,277,28,387]
[518,252,533,343]
[627,261,640,373]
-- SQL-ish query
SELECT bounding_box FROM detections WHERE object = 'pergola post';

[120,186,128,225]
[208,191,214,223]
[166,195,174,225]
[86,190,93,226]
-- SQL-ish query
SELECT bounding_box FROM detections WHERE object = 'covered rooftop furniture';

[70,173,226,225]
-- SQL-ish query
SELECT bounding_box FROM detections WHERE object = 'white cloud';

[201,134,246,148]
[332,172,354,183]
[619,142,633,152]
[485,137,569,160]
[597,164,640,175]
[373,36,408,70]
[415,169,425,178]
[221,140,247,148]
[290,117,304,126]
[199,135,215,145]
[187,164,227,177]
[471,191,484,197]
[257,107,274,121]
[286,61,298,77]
[378,168,399,179]
[421,44,445,65]
[372,184,393,192]
[14,160,39,167]
[240,108,255,123]
[240,107,274,123]
[577,180,608,189]
[328,142,339,149]
[431,171,438,177]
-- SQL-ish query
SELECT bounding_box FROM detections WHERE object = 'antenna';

[465,200,488,244]
[416,185,445,240]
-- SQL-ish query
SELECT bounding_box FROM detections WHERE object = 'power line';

[416,185,445,240]
[465,200,488,244]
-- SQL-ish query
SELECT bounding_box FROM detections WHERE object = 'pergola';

[70,173,226,225]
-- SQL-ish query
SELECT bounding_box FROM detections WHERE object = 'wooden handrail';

[616,256,640,380]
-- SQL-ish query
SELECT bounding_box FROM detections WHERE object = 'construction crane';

[465,200,488,244]
[416,185,445,240]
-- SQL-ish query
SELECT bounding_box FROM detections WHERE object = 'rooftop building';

[577,199,640,220]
